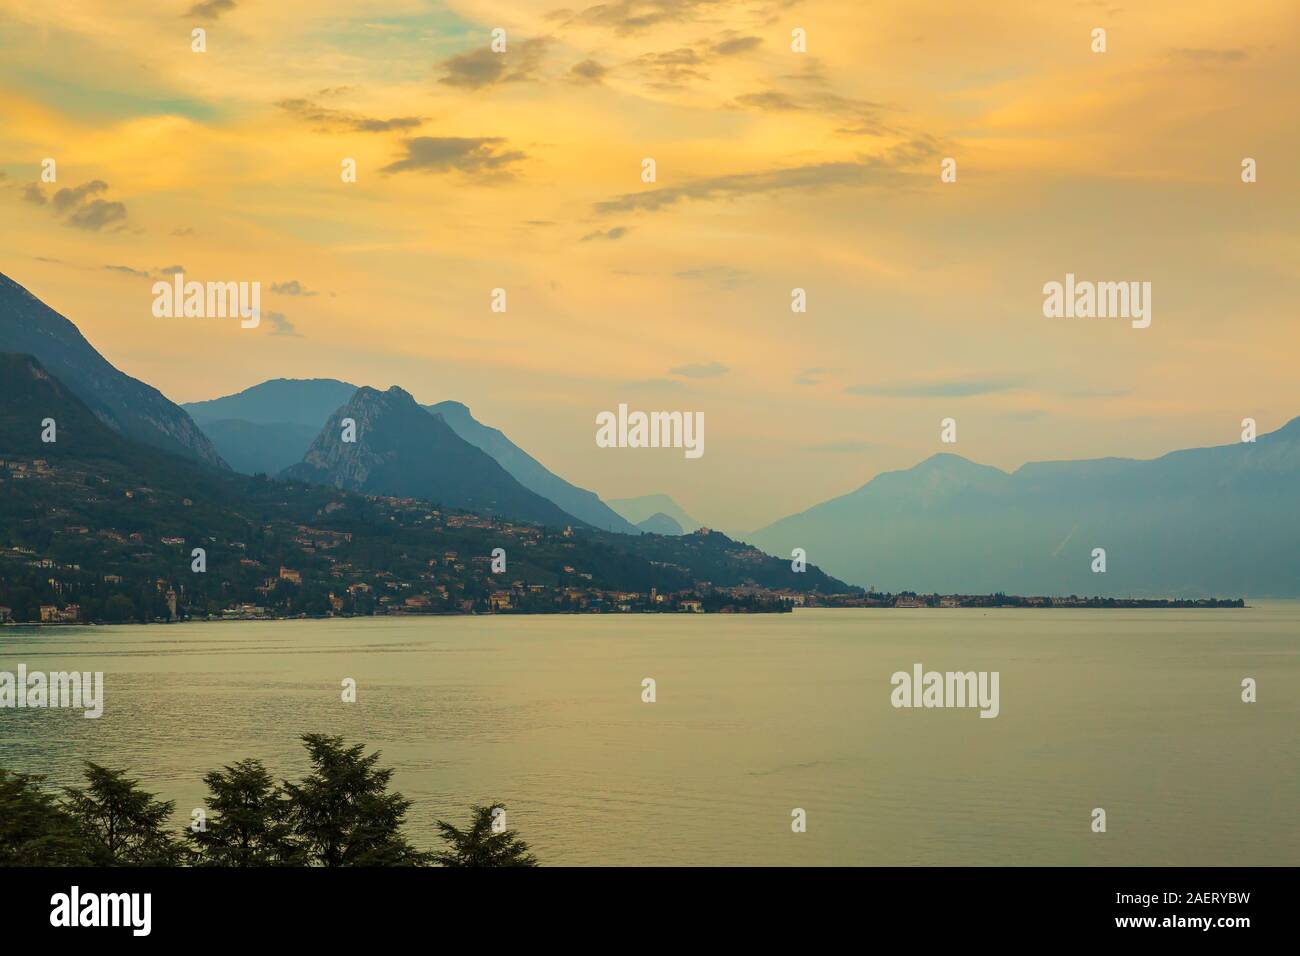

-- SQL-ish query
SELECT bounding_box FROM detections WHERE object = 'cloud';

[105,264,187,281]
[380,137,526,176]
[580,226,628,241]
[670,361,728,378]
[186,0,237,18]
[568,59,607,84]
[51,180,108,214]
[712,36,762,56]
[271,279,317,296]
[629,34,766,89]
[551,0,720,35]
[845,377,1025,398]
[438,38,550,90]
[105,265,151,278]
[731,90,896,136]
[595,140,936,214]
[276,98,424,133]
[674,266,748,289]
[264,311,300,337]
[32,179,129,231]
[794,367,839,386]
[67,200,128,231]
[634,48,707,86]
[733,91,802,112]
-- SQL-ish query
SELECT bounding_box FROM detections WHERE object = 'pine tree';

[0,769,85,865]
[281,734,425,866]
[186,758,301,865]
[432,803,538,867]
[62,763,184,865]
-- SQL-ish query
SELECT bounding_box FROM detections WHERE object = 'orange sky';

[2,0,1297,531]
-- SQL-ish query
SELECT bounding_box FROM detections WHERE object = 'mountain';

[183,379,358,476]
[750,424,1300,597]
[191,419,322,476]
[1,356,855,623]
[281,386,585,528]
[425,401,639,534]
[0,271,225,467]
[180,379,640,532]
[608,494,703,534]
[637,512,684,535]
[182,378,359,427]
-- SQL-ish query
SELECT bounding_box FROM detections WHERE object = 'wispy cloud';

[276,98,423,133]
[567,59,608,84]
[264,311,300,337]
[712,36,763,56]
[595,141,935,215]
[105,264,186,281]
[271,279,317,296]
[633,47,707,86]
[794,367,840,386]
[846,377,1025,398]
[674,266,748,289]
[380,137,526,176]
[28,180,128,231]
[186,0,237,19]
[730,90,897,137]
[550,0,732,35]
[580,226,628,241]
[438,39,550,90]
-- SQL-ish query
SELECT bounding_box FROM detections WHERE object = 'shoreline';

[0,600,1256,627]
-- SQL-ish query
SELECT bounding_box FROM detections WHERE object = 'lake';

[2,606,1297,865]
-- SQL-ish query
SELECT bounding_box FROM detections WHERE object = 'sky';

[1,0,1297,532]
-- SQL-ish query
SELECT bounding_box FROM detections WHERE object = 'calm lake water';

[2,607,1297,866]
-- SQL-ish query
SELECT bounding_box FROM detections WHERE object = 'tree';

[432,803,538,867]
[281,734,425,866]
[185,759,301,866]
[0,769,85,866]
[62,763,184,865]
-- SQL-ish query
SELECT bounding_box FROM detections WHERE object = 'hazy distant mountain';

[425,401,639,534]
[608,494,703,534]
[281,386,584,528]
[183,378,359,427]
[193,419,321,476]
[751,422,1300,597]
[0,271,225,467]
[637,512,684,535]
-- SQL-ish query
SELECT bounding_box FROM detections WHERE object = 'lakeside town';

[0,454,1246,626]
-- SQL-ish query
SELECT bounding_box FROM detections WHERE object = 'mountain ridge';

[751,420,1300,596]
[0,271,226,467]
[281,385,586,529]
